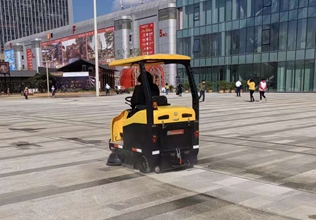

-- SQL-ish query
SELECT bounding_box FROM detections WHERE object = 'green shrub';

[218,81,228,90]
[205,81,213,90]
[169,84,174,91]
[229,82,236,90]
[182,82,190,90]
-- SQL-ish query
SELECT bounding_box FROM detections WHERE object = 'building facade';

[0,0,73,53]
[177,0,316,92]
[4,0,178,87]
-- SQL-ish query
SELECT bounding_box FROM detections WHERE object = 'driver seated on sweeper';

[130,71,160,113]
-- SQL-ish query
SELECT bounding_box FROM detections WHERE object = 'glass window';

[232,0,239,20]
[296,19,307,49]
[279,22,288,50]
[262,29,270,45]
[281,0,289,11]
[193,38,200,53]
[285,61,295,92]
[254,0,263,16]
[240,0,247,19]
[294,60,305,92]
[204,1,212,25]
[212,0,218,24]
[299,0,308,8]
[270,23,279,51]
[247,0,254,17]
[178,39,183,55]
[211,34,218,56]
[219,0,225,22]
[298,8,308,18]
[226,31,232,55]
[309,0,316,6]
[308,6,316,17]
[287,20,297,50]
[194,5,200,21]
[246,27,255,53]
[187,5,194,28]
[254,26,262,52]
[184,37,192,57]
[307,17,316,48]
[267,62,278,91]
[253,63,261,82]
[226,0,232,21]
[304,60,315,92]
[240,28,247,54]
[193,4,200,27]
[277,62,286,92]
[271,0,280,13]
[231,30,240,55]
[289,0,298,9]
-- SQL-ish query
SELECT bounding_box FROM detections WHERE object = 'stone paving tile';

[0,94,316,219]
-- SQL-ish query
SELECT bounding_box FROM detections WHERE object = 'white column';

[94,0,100,97]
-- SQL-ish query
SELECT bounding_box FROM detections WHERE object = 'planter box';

[231,90,235,93]
[208,90,213,93]
[219,90,224,94]
[224,90,230,93]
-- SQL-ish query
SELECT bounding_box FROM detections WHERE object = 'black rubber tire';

[138,155,151,173]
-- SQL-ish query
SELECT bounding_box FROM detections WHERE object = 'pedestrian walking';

[105,83,111,96]
[51,86,55,97]
[235,80,241,97]
[177,82,183,97]
[259,78,267,102]
[198,80,206,102]
[23,87,28,100]
[165,83,169,95]
[247,79,255,102]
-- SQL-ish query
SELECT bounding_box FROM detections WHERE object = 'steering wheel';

[125,96,132,107]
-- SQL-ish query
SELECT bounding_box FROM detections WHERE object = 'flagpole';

[94,0,100,97]
[46,55,49,97]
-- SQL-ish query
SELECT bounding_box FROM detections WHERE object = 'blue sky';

[73,0,157,23]
[73,0,112,22]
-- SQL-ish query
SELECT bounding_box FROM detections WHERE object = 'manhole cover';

[309,215,316,219]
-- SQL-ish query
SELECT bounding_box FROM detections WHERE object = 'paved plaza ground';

[0,92,316,220]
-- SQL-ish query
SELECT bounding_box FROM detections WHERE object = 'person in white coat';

[105,83,111,96]
[235,80,242,97]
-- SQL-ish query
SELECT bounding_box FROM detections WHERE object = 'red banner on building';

[139,23,155,55]
[26,49,33,70]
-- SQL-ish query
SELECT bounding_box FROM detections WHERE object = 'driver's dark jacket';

[131,84,160,109]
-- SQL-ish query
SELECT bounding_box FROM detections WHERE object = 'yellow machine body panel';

[153,106,196,124]
[110,110,128,142]
[117,106,196,128]
[108,54,191,67]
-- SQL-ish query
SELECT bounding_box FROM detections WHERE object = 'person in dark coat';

[177,83,183,97]
[131,71,160,109]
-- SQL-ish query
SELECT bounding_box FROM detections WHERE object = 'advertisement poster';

[0,62,10,74]
[41,27,115,68]
[139,23,155,55]
[26,49,33,70]
[4,50,15,71]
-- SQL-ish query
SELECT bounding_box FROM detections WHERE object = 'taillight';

[194,131,199,138]
[152,135,157,143]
